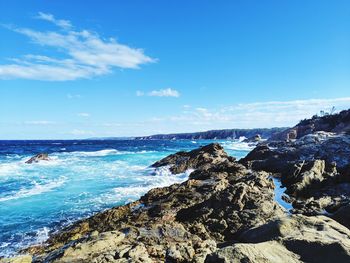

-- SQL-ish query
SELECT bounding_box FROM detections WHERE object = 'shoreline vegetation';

[4,109,350,262]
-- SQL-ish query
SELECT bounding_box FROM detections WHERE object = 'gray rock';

[25,153,50,164]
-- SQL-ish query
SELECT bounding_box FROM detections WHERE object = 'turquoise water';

[0,139,253,256]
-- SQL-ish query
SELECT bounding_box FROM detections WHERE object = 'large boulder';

[207,214,350,263]
[206,241,301,263]
[238,215,350,263]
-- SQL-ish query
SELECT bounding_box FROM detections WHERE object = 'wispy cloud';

[24,120,56,125]
[147,97,350,130]
[77,112,90,117]
[0,13,155,81]
[36,12,72,29]
[136,88,180,98]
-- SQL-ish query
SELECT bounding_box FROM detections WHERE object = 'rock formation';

[15,138,350,262]
[25,153,50,164]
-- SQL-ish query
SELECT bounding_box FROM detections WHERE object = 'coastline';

[3,110,350,262]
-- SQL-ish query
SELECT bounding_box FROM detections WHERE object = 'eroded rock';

[25,153,50,164]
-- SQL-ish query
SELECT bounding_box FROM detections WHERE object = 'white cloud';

[77,113,90,117]
[36,12,72,29]
[0,13,155,81]
[24,120,56,125]
[147,97,350,130]
[149,88,180,97]
[137,88,180,98]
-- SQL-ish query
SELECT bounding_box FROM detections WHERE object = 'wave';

[0,178,65,202]
[62,149,156,157]
[0,162,21,176]
[101,167,193,205]
[70,149,121,157]
[222,140,256,151]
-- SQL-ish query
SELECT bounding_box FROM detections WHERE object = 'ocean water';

[0,139,254,256]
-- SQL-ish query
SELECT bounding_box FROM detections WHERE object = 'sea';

[0,138,277,257]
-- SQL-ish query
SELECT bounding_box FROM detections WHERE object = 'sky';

[0,0,349,139]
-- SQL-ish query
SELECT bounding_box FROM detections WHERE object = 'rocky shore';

[6,110,350,262]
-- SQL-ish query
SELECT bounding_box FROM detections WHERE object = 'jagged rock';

[25,144,283,262]
[235,214,350,263]
[25,153,50,164]
[207,214,350,263]
[241,133,350,216]
[20,135,350,262]
[205,241,301,263]
[151,143,235,174]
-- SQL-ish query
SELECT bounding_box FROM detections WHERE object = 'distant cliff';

[136,127,287,140]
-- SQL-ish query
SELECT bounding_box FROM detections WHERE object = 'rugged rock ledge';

[16,136,350,262]
[241,132,350,217]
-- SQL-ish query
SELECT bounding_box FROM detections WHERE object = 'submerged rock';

[25,153,50,164]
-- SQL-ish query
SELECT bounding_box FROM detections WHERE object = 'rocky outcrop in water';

[18,140,350,263]
[25,153,50,164]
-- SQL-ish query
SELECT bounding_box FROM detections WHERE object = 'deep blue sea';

[0,139,255,256]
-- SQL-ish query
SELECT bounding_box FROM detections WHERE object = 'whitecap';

[99,167,193,204]
[223,140,256,151]
[35,227,50,244]
[0,162,21,176]
[69,149,121,157]
[0,178,65,202]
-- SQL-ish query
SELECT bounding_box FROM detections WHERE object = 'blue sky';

[0,0,349,139]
